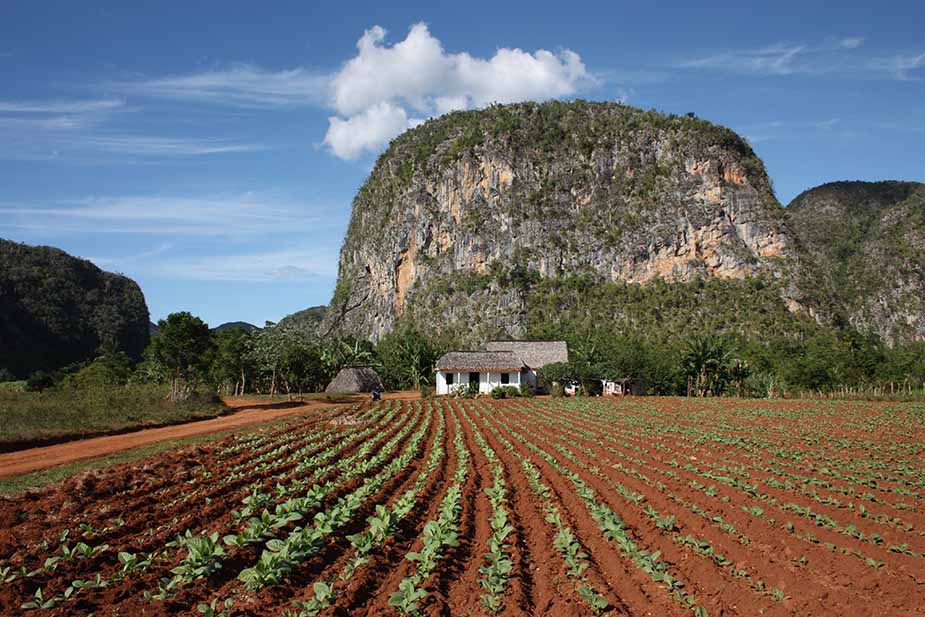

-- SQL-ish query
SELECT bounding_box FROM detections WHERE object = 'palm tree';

[321,338,376,379]
[681,335,733,396]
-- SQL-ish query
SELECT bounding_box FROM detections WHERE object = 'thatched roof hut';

[435,351,525,372]
[325,365,384,393]
[484,340,568,369]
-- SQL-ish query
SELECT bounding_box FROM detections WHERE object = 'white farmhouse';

[435,340,568,395]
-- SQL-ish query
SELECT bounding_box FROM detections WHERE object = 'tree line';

[141,312,443,401]
[12,309,925,402]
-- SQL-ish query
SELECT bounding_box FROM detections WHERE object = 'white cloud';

[101,23,596,161]
[0,126,263,160]
[839,37,865,50]
[453,47,593,106]
[677,36,925,82]
[0,96,260,160]
[739,118,843,143]
[887,53,925,80]
[114,63,329,108]
[330,24,451,116]
[0,99,125,113]
[139,248,337,282]
[0,193,344,236]
[323,22,597,159]
[78,135,265,156]
[323,101,411,160]
[678,37,866,76]
[89,243,174,267]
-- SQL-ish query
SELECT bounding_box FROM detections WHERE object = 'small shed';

[602,378,648,397]
[325,365,384,393]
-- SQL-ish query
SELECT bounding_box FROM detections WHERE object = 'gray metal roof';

[435,351,525,371]
[484,340,568,369]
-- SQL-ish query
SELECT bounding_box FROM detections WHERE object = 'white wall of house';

[435,370,521,395]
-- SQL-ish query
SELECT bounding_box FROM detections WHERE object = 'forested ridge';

[0,239,150,379]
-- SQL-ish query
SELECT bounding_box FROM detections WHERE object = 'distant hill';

[0,239,151,378]
[278,305,327,332]
[321,100,791,344]
[211,321,260,333]
[317,100,923,348]
[787,181,925,343]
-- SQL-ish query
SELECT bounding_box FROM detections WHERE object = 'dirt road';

[0,391,420,479]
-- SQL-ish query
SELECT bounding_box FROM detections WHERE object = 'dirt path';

[0,391,421,479]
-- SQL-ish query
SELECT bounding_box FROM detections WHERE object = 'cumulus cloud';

[323,101,410,159]
[323,23,597,159]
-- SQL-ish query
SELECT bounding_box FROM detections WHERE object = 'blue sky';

[1,1,923,327]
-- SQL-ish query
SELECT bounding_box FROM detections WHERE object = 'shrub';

[419,384,435,399]
[450,382,480,399]
[519,383,535,398]
[67,357,132,390]
[490,385,520,399]
[26,370,55,392]
[550,383,566,398]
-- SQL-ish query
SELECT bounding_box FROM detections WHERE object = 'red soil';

[0,396,922,616]
[0,391,421,479]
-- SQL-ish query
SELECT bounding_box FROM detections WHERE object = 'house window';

[501,372,510,384]
[446,372,454,385]
[469,372,480,385]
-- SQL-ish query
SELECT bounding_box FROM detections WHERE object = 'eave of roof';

[435,350,525,371]
[438,366,523,371]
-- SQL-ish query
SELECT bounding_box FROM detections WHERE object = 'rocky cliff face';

[0,239,151,378]
[323,101,793,343]
[787,181,925,344]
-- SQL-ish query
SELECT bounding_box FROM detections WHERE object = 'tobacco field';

[1,397,923,616]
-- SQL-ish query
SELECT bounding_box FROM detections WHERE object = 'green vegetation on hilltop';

[211,321,260,333]
[523,274,925,395]
[787,181,925,342]
[384,100,765,181]
[277,305,327,331]
[0,239,150,379]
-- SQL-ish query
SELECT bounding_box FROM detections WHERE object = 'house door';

[469,372,480,387]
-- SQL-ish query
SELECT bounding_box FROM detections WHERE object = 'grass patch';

[0,383,228,448]
[0,416,298,496]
